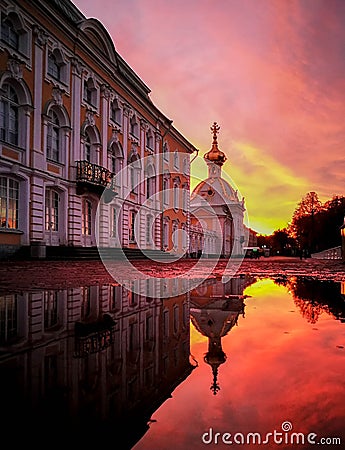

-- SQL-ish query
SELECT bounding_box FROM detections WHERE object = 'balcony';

[76,160,117,201]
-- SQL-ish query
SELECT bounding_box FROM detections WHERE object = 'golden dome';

[204,122,227,166]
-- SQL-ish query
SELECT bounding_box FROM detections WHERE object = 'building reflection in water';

[190,275,256,394]
[0,278,195,448]
[274,276,345,324]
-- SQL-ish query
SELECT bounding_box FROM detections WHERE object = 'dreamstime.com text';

[201,421,341,446]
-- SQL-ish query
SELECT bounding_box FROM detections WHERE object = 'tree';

[289,191,322,253]
[289,192,345,254]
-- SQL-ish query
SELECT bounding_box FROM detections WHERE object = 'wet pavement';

[0,269,344,449]
[0,256,344,291]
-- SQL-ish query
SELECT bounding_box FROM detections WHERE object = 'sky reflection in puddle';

[0,276,344,449]
[134,277,345,450]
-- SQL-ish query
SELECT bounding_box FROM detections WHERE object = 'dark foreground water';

[1,275,344,449]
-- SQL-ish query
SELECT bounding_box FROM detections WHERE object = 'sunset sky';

[74,0,345,235]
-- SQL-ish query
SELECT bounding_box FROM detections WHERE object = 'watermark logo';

[96,153,249,298]
[201,421,342,446]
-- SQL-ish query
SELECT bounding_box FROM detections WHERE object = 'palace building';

[0,0,197,259]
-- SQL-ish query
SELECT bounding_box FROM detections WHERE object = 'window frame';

[0,176,19,230]
[0,84,19,146]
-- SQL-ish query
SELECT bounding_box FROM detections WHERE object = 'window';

[83,77,97,106]
[0,294,17,344]
[183,157,189,175]
[163,141,169,161]
[45,189,59,231]
[0,177,19,229]
[44,291,58,329]
[110,100,121,125]
[172,221,178,249]
[112,152,122,175]
[84,133,91,162]
[145,315,153,340]
[146,130,153,150]
[45,189,60,231]
[163,309,169,337]
[130,167,138,194]
[183,302,189,328]
[1,17,19,49]
[163,177,169,205]
[82,199,92,235]
[1,13,29,57]
[47,52,61,80]
[129,210,136,242]
[46,110,60,162]
[173,305,179,333]
[130,116,139,138]
[0,294,18,345]
[174,184,179,210]
[163,220,169,248]
[111,207,117,238]
[146,173,155,200]
[110,142,123,189]
[146,215,152,244]
[81,286,91,319]
[0,84,18,146]
[174,150,179,169]
[183,188,188,212]
[109,285,121,311]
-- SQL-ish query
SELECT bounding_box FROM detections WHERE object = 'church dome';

[191,177,239,203]
[204,122,227,166]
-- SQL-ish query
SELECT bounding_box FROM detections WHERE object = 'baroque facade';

[0,0,197,259]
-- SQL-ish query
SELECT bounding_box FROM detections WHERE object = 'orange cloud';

[75,0,345,234]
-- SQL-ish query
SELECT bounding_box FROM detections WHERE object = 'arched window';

[1,17,19,49]
[1,12,29,57]
[83,77,97,106]
[0,84,18,145]
[130,115,139,139]
[47,52,60,80]
[46,110,60,162]
[110,99,121,125]
[146,130,153,150]
[111,142,123,174]
[82,124,100,164]
[0,177,19,229]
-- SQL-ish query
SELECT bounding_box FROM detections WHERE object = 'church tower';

[190,123,246,257]
[204,122,227,179]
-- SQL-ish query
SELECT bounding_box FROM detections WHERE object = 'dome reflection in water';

[0,276,345,449]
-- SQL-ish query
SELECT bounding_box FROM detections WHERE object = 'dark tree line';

[257,192,345,256]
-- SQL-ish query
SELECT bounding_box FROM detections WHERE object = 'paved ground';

[0,256,344,291]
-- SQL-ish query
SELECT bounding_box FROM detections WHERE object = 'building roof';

[191,177,239,204]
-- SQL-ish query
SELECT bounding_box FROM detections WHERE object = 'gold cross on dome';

[210,122,220,139]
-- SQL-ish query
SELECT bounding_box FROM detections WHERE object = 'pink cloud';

[74,0,345,233]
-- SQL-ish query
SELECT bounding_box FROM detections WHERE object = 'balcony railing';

[76,160,113,187]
